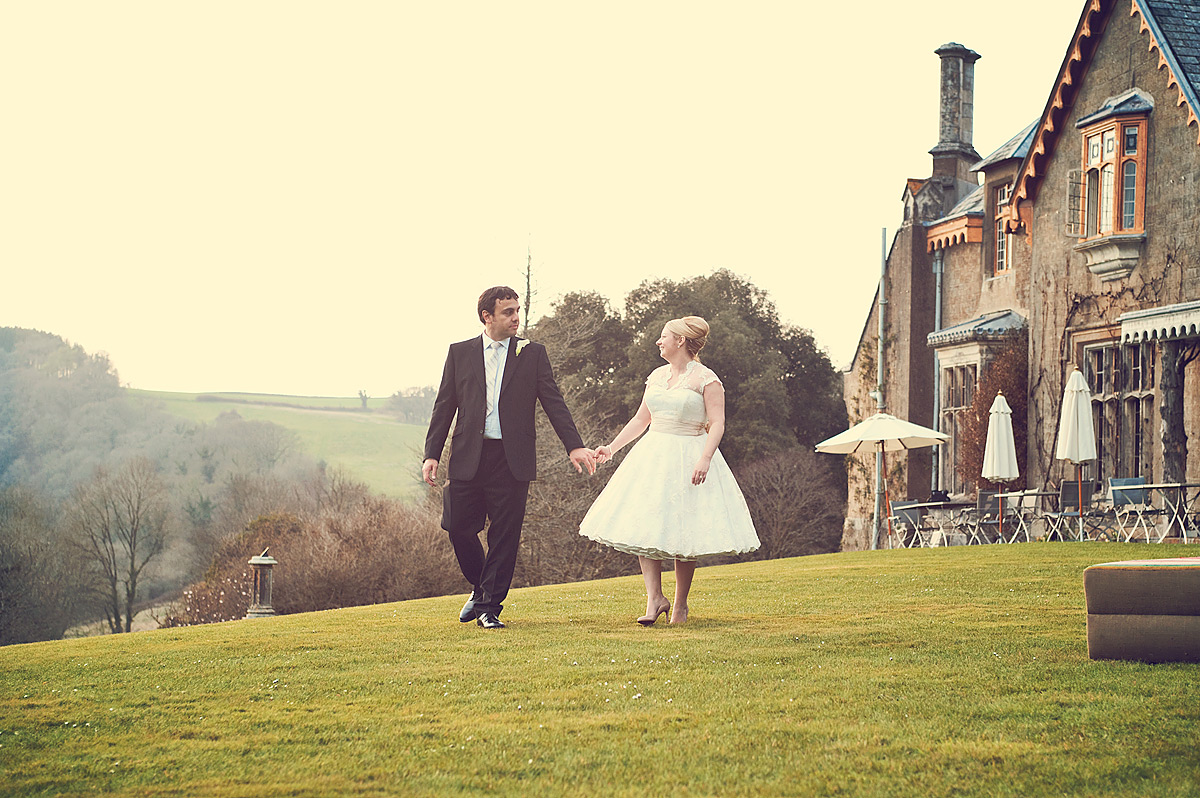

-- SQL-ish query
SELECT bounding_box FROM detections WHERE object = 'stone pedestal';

[245,552,278,619]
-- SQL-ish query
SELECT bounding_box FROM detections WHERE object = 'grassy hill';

[131,389,427,501]
[2,545,1197,797]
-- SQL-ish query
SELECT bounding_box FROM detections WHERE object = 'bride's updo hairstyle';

[665,316,709,361]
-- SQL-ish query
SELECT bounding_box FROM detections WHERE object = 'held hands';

[594,445,614,465]
[569,448,597,476]
[692,454,712,486]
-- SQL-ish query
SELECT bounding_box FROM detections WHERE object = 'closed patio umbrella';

[981,391,1019,539]
[1054,368,1097,540]
[817,413,949,547]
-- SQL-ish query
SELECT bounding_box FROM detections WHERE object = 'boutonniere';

[515,340,531,356]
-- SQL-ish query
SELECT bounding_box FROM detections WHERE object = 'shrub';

[162,497,460,626]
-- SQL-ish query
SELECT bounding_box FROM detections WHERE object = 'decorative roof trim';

[1003,0,1112,234]
[927,310,1027,348]
[926,215,983,252]
[1119,300,1200,342]
[1130,0,1200,144]
[1003,0,1200,234]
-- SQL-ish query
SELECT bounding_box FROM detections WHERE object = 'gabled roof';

[904,178,927,198]
[924,120,1036,252]
[1003,0,1200,231]
[1140,0,1200,118]
[972,119,1039,172]
[925,184,985,251]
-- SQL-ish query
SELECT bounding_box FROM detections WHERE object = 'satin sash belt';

[650,419,706,437]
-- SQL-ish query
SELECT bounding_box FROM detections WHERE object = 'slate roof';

[927,309,1027,348]
[943,184,985,220]
[929,120,1036,226]
[1142,0,1200,109]
[1005,0,1200,224]
[972,119,1039,172]
[1076,87,1156,127]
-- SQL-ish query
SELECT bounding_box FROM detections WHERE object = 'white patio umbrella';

[816,413,949,547]
[1054,368,1097,540]
[981,391,1020,539]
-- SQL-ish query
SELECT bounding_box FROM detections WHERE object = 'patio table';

[897,501,972,546]
[1139,482,1200,543]
[996,490,1056,543]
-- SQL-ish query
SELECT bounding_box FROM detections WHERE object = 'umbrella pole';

[1077,464,1084,542]
[998,484,1003,542]
[882,448,894,547]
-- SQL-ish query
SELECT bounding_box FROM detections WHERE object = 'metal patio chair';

[889,500,939,548]
[1043,481,1105,541]
[955,490,1001,545]
[1108,476,1161,542]
[1006,489,1042,543]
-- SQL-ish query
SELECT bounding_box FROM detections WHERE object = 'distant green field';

[132,390,388,410]
[130,389,426,500]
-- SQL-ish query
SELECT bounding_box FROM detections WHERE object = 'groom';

[422,286,595,629]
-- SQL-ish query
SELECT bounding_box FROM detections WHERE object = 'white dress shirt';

[482,333,510,439]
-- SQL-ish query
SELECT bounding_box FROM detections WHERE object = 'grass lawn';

[2,545,1197,797]
[130,390,426,500]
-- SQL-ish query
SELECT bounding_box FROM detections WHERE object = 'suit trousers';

[441,439,530,615]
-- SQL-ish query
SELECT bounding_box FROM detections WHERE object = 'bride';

[579,316,759,625]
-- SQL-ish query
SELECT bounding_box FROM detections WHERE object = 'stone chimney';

[930,42,981,185]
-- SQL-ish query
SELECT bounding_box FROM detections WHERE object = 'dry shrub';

[732,447,845,561]
[163,496,460,626]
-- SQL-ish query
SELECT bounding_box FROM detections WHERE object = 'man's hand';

[568,448,597,476]
[422,458,441,486]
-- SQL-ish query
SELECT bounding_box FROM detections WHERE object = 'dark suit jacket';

[424,335,584,482]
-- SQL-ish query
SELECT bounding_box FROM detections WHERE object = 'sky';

[2,1,1085,398]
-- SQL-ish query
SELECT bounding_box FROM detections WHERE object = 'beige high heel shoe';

[637,601,670,626]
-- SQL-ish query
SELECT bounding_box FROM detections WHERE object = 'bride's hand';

[691,455,712,485]
[595,445,613,464]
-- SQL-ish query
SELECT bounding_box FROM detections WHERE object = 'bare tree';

[0,486,93,644]
[71,457,171,633]
[733,448,845,560]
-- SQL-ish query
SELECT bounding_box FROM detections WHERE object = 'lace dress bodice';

[644,361,722,436]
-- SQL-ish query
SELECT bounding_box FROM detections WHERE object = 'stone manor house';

[842,0,1200,549]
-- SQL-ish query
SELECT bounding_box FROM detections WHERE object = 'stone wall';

[1026,4,1200,488]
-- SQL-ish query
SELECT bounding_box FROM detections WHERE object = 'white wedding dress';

[578,361,760,560]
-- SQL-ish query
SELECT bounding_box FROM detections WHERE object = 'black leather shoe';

[476,612,505,629]
[459,599,478,623]
[460,589,484,623]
